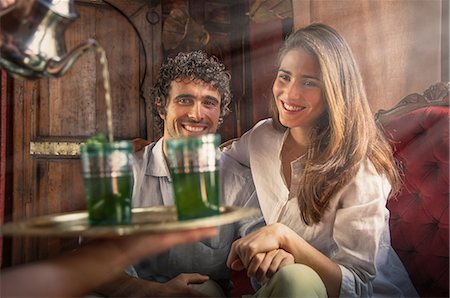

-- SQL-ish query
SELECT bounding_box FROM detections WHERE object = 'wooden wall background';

[293,0,447,113]
[1,0,448,267]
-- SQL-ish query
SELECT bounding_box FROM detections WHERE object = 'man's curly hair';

[151,51,232,134]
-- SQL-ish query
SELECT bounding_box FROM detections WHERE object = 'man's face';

[161,79,221,140]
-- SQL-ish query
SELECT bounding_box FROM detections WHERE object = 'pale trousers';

[252,264,328,298]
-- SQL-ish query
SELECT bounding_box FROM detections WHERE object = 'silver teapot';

[0,0,96,79]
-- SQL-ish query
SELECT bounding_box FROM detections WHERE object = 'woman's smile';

[280,100,306,112]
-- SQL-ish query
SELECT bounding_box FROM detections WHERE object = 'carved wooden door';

[4,0,160,266]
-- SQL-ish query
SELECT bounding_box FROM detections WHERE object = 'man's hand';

[154,273,210,297]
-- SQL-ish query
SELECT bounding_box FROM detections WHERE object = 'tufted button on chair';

[375,82,449,297]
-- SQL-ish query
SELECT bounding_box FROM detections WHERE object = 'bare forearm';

[2,241,138,297]
[95,272,160,297]
[1,228,217,297]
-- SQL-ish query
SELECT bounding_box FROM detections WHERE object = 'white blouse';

[224,119,417,298]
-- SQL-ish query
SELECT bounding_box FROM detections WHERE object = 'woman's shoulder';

[357,159,389,184]
[254,118,274,130]
[335,159,391,208]
[246,118,283,137]
[237,118,285,150]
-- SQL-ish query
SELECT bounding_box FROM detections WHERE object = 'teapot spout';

[45,38,98,77]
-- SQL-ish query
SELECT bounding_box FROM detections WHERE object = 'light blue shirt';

[131,138,264,284]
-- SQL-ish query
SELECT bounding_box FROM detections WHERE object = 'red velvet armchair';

[375,82,449,297]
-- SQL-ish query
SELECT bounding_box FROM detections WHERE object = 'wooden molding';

[375,82,449,126]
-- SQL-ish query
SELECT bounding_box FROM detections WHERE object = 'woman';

[224,23,417,297]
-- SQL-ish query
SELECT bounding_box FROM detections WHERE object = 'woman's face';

[272,49,326,132]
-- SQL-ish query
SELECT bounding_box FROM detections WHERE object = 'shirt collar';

[145,138,170,178]
[280,128,290,158]
[282,128,306,168]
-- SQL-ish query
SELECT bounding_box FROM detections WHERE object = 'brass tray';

[0,206,259,238]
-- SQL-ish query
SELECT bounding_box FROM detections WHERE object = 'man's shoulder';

[133,140,158,161]
[220,153,252,181]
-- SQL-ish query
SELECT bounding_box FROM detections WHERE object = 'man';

[97,51,263,297]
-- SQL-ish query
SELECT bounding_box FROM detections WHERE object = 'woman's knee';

[275,264,321,283]
[266,264,327,297]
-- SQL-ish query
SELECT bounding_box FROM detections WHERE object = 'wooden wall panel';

[133,2,163,141]
[44,4,97,138]
[293,0,445,113]
[0,70,14,267]
[249,20,285,123]
[52,3,143,139]
[160,0,253,140]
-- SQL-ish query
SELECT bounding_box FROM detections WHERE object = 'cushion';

[383,106,449,297]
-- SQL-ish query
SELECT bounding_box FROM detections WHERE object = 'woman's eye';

[278,74,290,81]
[303,79,318,87]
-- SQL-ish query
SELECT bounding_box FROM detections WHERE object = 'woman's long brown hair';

[271,23,400,225]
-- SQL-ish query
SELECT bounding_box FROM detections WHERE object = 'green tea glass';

[80,140,134,225]
[165,134,221,220]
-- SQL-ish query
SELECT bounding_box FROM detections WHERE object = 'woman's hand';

[247,249,295,284]
[227,223,295,270]
[227,223,342,297]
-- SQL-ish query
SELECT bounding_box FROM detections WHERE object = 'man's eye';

[176,98,192,105]
[204,99,219,107]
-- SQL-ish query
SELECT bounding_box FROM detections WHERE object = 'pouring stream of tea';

[96,45,114,143]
